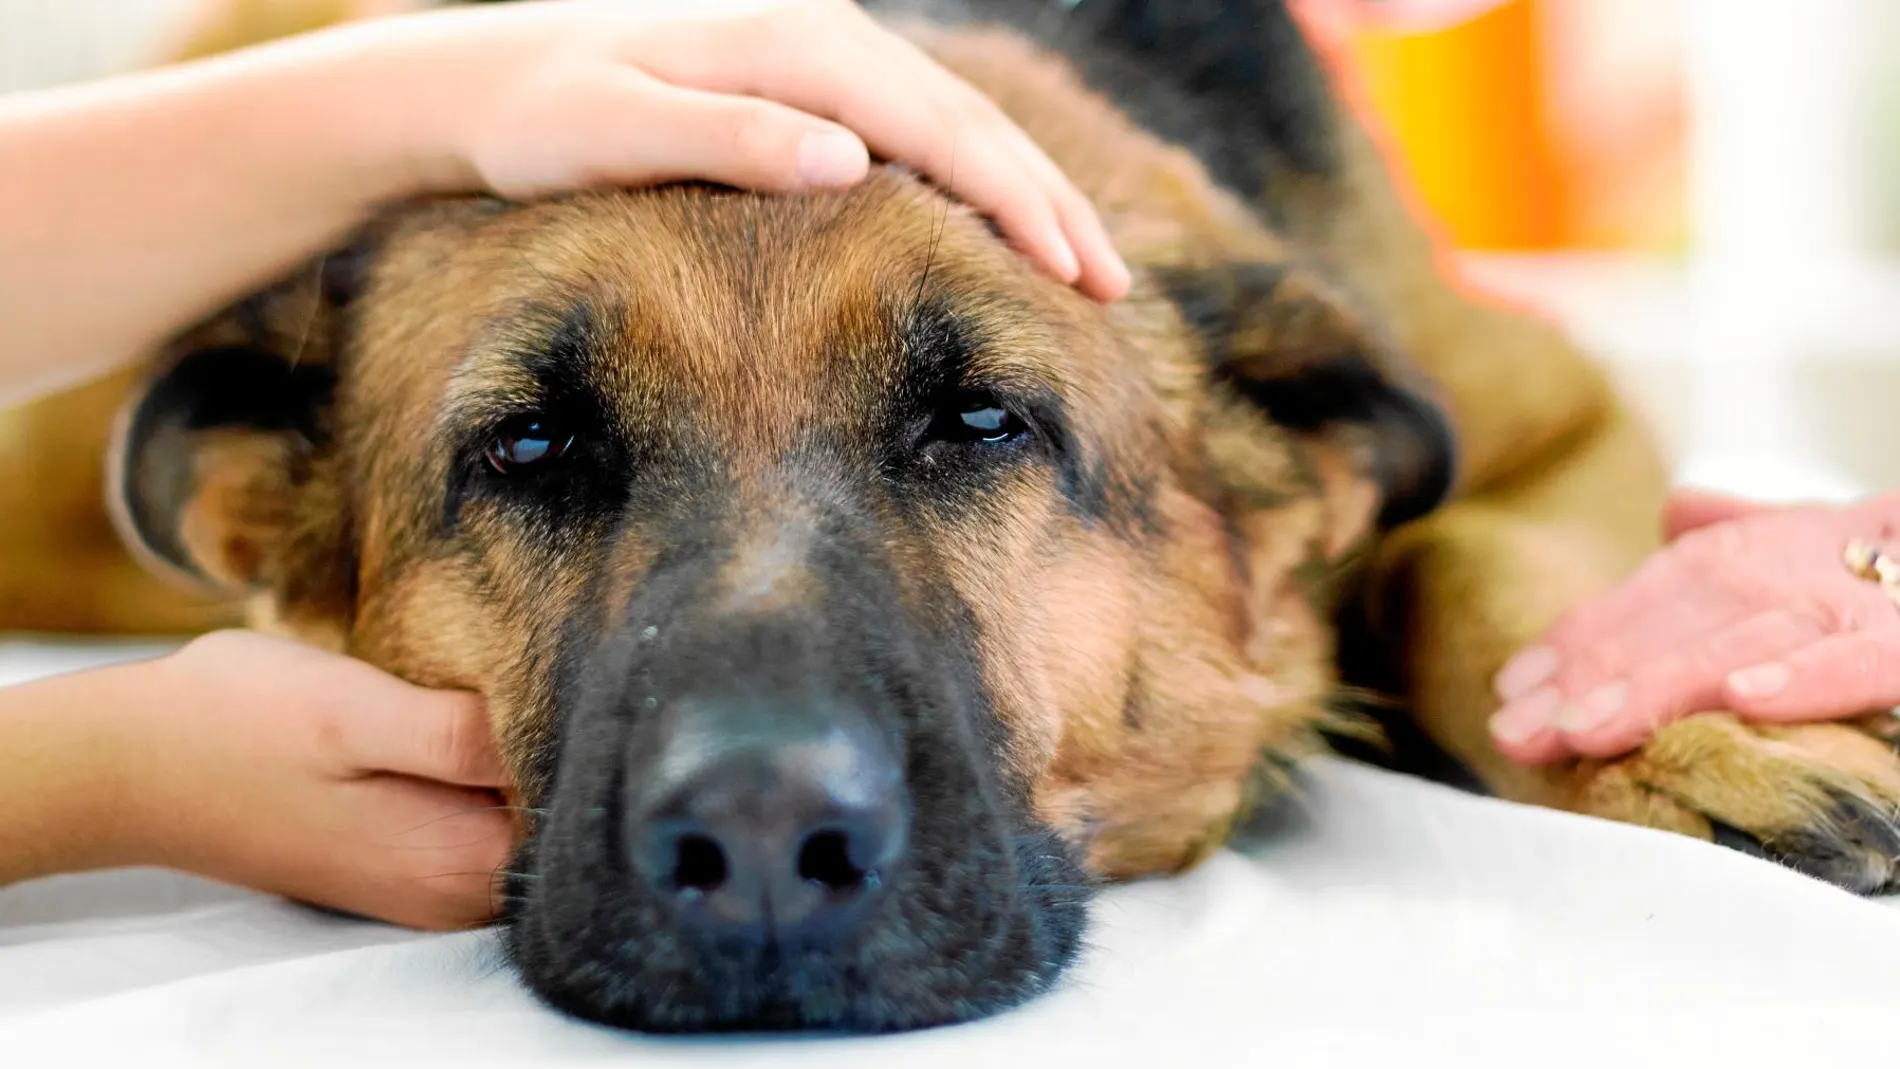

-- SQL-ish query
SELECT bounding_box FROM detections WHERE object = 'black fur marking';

[1750,795,1900,895]
[1227,356,1456,530]
[117,344,335,577]
[872,0,1340,210]
[1326,576,1490,795]
[442,302,630,537]
[1163,260,1290,347]
[1161,263,1457,531]
[896,294,982,403]
[890,297,1110,526]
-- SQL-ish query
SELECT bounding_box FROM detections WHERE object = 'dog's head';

[109,156,1451,1029]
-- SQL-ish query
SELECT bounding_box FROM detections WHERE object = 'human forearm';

[0,659,156,885]
[0,632,512,929]
[0,20,458,404]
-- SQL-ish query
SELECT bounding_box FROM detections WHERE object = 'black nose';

[629,715,907,945]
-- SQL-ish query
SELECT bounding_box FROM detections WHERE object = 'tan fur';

[6,0,1900,889]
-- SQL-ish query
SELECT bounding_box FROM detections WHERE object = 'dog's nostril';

[629,716,908,942]
[797,828,868,891]
[671,834,728,893]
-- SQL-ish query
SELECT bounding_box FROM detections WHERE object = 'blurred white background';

[3,0,1897,502]
[0,0,190,93]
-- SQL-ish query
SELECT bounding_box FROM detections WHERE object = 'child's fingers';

[594,77,870,193]
[989,118,1131,300]
[800,58,1084,286]
[348,779,515,931]
[871,23,1129,299]
[638,6,1102,291]
[480,65,871,196]
[1724,628,1900,722]
[1547,609,1829,759]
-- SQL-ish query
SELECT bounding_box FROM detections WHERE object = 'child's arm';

[0,658,154,886]
[0,631,512,930]
[0,0,1128,405]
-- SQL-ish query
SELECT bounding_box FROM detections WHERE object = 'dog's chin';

[497,824,1093,1034]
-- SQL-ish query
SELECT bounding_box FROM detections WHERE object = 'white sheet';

[4,644,1900,1067]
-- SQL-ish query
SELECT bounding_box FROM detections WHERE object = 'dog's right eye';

[921,393,1030,448]
[485,417,575,475]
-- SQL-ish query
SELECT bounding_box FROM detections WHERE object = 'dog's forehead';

[358,172,1083,435]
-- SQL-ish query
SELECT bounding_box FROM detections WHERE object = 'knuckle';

[1539,607,1595,650]
[313,713,351,764]
[1844,642,1888,686]
[1676,521,1746,570]
[1803,590,1878,634]
[1049,174,1094,218]
[926,96,973,145]
[1780,597,1835,635]
[957,95,1016,151]
[1557,643,1625,692]
[442,704,491,779]
[723,104,781,152]
[436,713,472,778]
[723,12,792,68]
[1635,654,1698,701]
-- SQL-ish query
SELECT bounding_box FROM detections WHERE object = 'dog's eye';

[485,418,574,474]
[927,395,1028,446]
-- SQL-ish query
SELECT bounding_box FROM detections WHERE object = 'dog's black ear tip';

[1371,388,1459,530]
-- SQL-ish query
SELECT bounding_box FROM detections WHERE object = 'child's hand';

[128,631,516,930]
[330,0,1130,300]
[0,1,1132,401]
[1490,489,1900,764]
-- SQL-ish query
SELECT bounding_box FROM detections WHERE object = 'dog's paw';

[1571,713,1900,894]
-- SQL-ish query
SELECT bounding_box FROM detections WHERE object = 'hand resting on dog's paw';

[1491,488,1900,765]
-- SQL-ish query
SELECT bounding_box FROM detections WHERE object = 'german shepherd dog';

[7,0,1900,1034]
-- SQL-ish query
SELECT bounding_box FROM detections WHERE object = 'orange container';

[1294,0,1685,253]
[1347,0,1567,249]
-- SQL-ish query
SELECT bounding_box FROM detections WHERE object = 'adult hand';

[1489,488,1900,764]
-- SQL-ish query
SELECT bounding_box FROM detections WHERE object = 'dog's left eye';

[926,395,1028,446]
[485,418,575,475]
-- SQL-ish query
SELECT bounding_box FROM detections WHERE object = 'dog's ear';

[1165,260,1458,535]
[107,248,370,625]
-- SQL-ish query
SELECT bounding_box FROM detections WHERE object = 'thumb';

[1664,488,1772,541]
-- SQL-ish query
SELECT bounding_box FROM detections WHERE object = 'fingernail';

[1728,661,1790,699]
[1099,250,1133,298]
[796,130,868,187]
[1047,231,1082,282]
[1490,685,1562,745]
[1495,646,1560,702]
[1556,681,1628,733]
